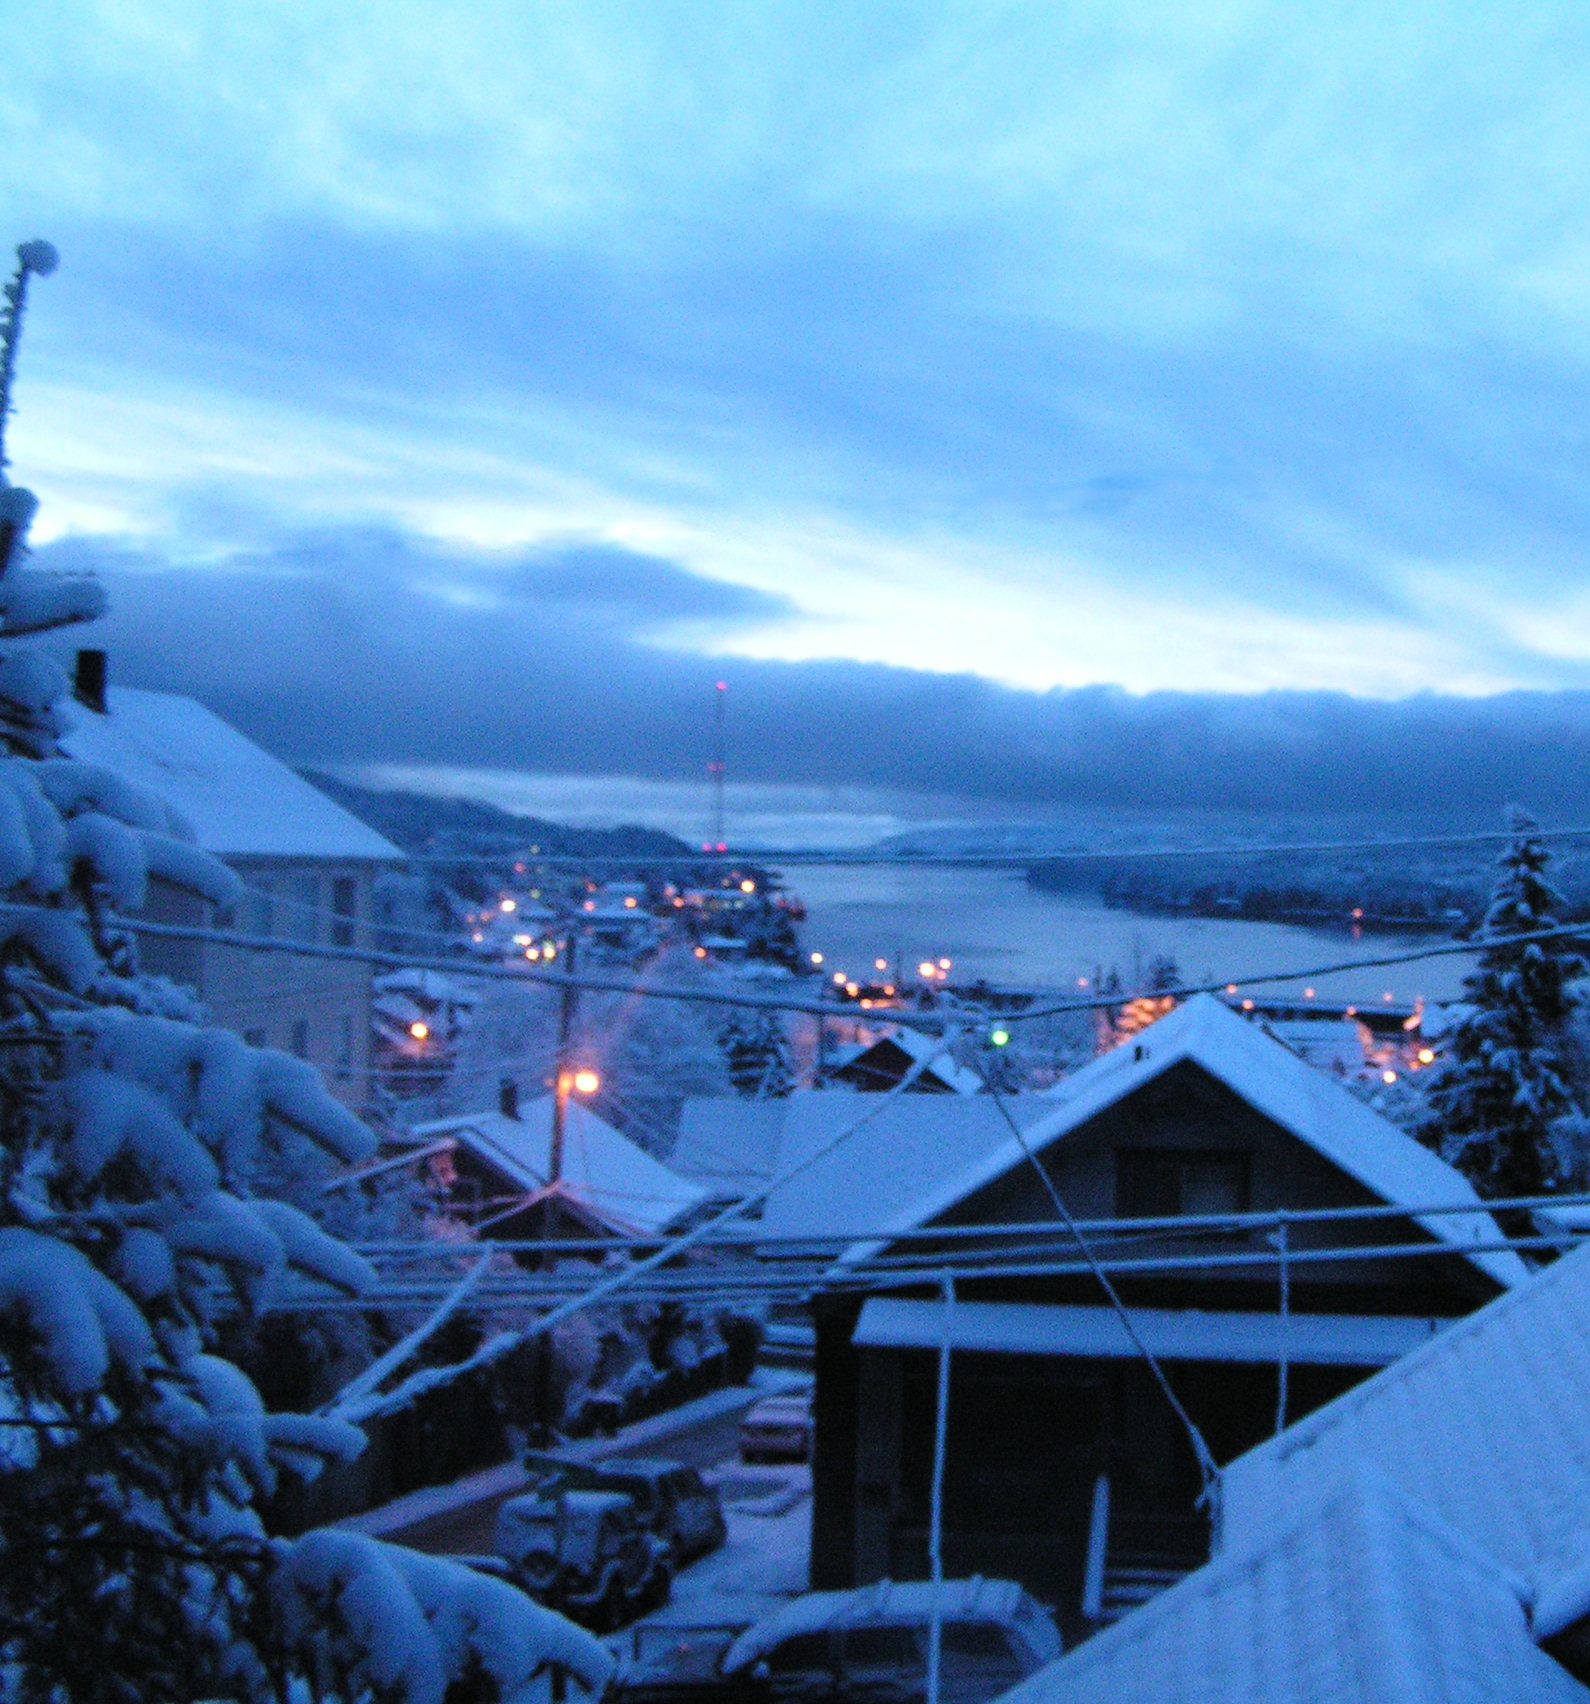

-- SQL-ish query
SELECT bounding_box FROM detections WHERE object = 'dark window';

[840,1626,919,1668]
[331,876,357,946]
[290,1019,310,1059]
[243,1028,267,1049]
[1115,1150,1250,1219]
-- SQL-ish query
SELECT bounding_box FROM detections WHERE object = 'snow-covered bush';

[0,243,611,1703]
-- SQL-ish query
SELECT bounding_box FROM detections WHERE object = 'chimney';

[499,1077,520,1120]
[74,648,106,714]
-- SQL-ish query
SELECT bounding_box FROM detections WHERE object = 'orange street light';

[572,1069,600,1095]
[409,1021,430,1041]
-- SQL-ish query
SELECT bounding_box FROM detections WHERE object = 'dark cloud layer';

[43,526,1590,825]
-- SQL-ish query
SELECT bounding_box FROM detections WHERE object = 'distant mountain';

[300,771,693,860]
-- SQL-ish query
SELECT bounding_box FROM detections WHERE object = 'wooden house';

[798,994,1524,1643]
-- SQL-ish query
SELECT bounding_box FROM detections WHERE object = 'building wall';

[137,856,382,1109]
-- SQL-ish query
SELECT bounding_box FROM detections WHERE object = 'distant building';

[60,679,402,1106]
[828,1028,984,1094]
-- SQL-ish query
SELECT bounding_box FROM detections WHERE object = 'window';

[331,876,357,946]
[336,1013,354,1070]
[290,1019,310,1059]
[243,1028,267,1048]
[1115,1150,1250,1219]
[766,1634,832,1674]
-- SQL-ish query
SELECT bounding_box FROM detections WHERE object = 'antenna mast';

[0,241,59,482]
[707,679,727,853]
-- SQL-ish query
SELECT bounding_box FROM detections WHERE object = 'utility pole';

[545,931,579,1245]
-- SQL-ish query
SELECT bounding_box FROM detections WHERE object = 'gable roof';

[843,993,1523,1286]
[1222,1236,1590,1583]
[671,1097,792,1200]
[998,1471,1586,1704]
[413,1099,707,1238]
[60,687,402,861]
[759,1093,1055,1246]
[830,1028,984,1095]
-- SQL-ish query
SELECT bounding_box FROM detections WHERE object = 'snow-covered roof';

[852,1297,1451,1366]
[671,1098,792,1200]
[759,1094,1054,1246]
[413,1100,707,1238]
[999,1471,1585,1704]
[1222,1237,1590,1583]
[832,1028,984,1095]
[59,687,402,862]
[847,993,1523,1287]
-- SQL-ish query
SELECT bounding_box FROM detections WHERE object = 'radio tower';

[706,679,727,853]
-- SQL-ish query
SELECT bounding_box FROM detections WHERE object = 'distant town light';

[1345,1005,1356,1016]
[409,1021,430,1041]
[835,971,847,985]
[624,896,638,908]
[1383,992,1394,1003]
[990,1029,1011,1047]
[471,932,483,943]
[514,863,526,874]
[695,946,708,959]
[1304,988,1315,999]
[716,841,728,852]
[1241,999,1254,1011]
[810,952,824,965]
[883,985,895,997]
[1417,1048,1436,1065]
[918,961,937,979]
[572,1069,600,1095]
[740,879,756,894]
[1226,983,1238,995]
[1382,1069,1398,1084]
[500,898,517,913]
[1078,977,1089,989]
[544,944,557,960]
[512,933,531,946]
[874,958,888,971]
[1352,908,1364,920]
[860,998,873,1009]
[526,948,540,961]
[938,958,951,971]
[845,982,860,997]
[583,900,596,912]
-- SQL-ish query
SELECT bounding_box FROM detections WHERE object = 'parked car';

[739,1389,815,1463]
[611,1577,1060,1704]
[495,1487,672,1631]
[523,1449,728,1564]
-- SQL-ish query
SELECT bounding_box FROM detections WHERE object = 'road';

[369,1381,794,1559]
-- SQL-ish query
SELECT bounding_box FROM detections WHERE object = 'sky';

[8,3,1590,835]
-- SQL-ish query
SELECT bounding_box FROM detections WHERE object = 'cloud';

[501,544,797,632]
[42,523,1590,825]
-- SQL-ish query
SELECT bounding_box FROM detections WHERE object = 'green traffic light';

[990,1029,1010,1047]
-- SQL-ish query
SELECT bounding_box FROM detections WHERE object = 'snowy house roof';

[1221,1237,1590,1583]
[830,1028,984,1095]
[671,1098,792,1201]
[998,1471,1586,1704]
[759,1094,1053,1246]
[59,686,402,862]
[413,1100,707,1238]
[839,993,1523,1286]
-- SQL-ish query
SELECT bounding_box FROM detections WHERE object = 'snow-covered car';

[523,1450,728,1564]
[738,1390,814,1463]
[613,1578,1060,1704]
[495,1488,672,1631]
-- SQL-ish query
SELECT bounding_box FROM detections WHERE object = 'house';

[410,1090,708,1242]
[996,1237,1590,1700]
[805,994,1522,1643]
[58,673,402,1106]
[828,1027,985,1094]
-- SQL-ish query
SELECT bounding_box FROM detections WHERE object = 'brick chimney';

[73,648,107,714]
[499,1076,520,1120]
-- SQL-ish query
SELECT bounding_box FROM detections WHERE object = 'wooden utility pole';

[543,932,578,1248]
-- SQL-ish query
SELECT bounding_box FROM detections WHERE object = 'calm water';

[789,865,1475,1005]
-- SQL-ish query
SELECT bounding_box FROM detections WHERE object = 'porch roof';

[851,1296,1451,1366]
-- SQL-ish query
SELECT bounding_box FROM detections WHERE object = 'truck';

[495,1486,673,1632]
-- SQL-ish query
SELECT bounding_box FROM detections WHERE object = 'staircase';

[1083,1477,1209,1625]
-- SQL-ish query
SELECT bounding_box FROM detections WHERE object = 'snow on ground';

[661,1461,813,1626]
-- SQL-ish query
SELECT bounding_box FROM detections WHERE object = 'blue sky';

[8,3,1590,824]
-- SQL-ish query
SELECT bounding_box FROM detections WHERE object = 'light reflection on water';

[789,865,1475,1004]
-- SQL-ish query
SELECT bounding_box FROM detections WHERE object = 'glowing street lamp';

[571,1068,601,1096]
[409,1021,429,1041]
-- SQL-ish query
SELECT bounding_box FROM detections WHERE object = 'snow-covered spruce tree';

[717,1011,794,1099]
[1418,807,1590,1198]
[0,243,610,1704]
